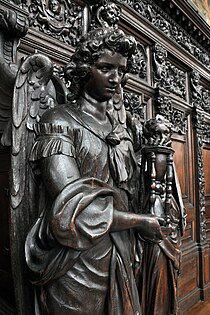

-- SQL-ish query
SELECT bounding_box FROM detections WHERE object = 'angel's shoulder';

[40,104,73,126]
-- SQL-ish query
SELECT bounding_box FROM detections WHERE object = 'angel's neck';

[80,92,108,122]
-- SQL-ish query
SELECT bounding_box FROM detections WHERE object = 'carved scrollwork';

[154,95,172,121]
[153,43,168,86]
[190,71,203,108]
[190,71,210,113]
[26,0,83,46]
[128,42,147,80]
[202,88,210,113]
[121,0,210,69]
[123,91,146,119]
[167,64,186,99]
[192,109,206,241]
[153,43,186,98]
[203,123,210,144]
[154,94,187,134]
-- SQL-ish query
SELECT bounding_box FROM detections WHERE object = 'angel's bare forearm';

[111,210,144,231]
[111,210,163,242]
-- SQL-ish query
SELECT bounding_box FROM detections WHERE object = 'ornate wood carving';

[153,43,186,99]
[24,0,83,46]
[192,108,206,241]
[190,70,207,241]
[124,90,146,119]
[202,88,210,113]
[128,42,147,80]
[0,0,210,313]
[120,0,210,69]
[203,122,210,144]
[154,92,187,135]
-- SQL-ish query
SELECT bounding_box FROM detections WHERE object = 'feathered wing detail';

[11,54,55,209]
[10,54,61,314]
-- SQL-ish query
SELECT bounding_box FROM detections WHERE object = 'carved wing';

[9,54,61,314]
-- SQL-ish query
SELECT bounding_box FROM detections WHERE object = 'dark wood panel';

[204,148,210,194]
[178,252,199,299]
[204,252,210,285]
[172,140,187,198]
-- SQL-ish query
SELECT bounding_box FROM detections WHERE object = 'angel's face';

[83,49,127,102]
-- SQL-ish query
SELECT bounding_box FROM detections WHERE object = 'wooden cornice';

[156,0,210,50]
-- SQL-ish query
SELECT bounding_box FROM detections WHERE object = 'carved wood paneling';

[119,0,210,69]
[22,0,83,46]
[0,0,209,313]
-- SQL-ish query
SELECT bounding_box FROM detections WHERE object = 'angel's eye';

[100,66,110,72]
[118,67,125,76]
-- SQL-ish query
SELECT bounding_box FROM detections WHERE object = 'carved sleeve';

[30,123,76,161]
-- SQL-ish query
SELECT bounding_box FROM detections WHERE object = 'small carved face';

[102,3,120,25]
[83,49,127,102]
[49,0,61,15]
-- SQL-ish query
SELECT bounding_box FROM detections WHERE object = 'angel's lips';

[106,87,117,93]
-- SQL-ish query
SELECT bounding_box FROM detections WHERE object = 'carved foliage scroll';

[128,42,147,80]
[203,124,210,144]
[192,109,206,241]
[190,71,207,241]
[123,91,146,119]
[190,71,210,114]
[154,93,187,135]
[153,43,186,99]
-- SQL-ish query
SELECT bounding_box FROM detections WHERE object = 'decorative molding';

[153,43,186,99]
[23,0,83,46]
[119,0,210,70]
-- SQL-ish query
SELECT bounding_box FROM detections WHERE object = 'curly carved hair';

[65,28,137,101]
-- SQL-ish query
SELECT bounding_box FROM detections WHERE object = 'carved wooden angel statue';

[2,24,171,313]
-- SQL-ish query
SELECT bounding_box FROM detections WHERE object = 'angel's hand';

[137,214,164,244]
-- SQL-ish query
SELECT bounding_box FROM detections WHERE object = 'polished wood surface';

[183,299,210,315]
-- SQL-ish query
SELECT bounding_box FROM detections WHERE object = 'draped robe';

[25,101,141,315]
